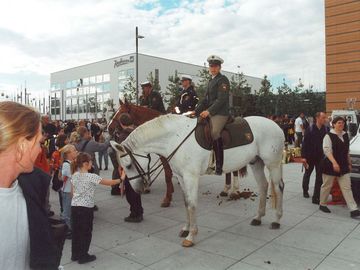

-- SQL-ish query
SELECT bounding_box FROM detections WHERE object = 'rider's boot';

[213,138,224,175]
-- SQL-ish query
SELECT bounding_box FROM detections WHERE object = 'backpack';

[52,160,70,192]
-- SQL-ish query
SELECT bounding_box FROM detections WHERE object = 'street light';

[135,26,144,105]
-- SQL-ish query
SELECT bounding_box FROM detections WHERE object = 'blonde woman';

[60,144,78,239]
[0,101,60,269]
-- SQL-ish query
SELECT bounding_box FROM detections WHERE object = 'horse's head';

[118,98,131,114]
[110,140,148,193]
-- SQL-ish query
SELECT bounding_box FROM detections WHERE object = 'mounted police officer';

[139,81,166,113]
[175,74,199,114]
[193,55,230,175]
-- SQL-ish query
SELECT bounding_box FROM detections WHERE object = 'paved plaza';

[51,162,360,270]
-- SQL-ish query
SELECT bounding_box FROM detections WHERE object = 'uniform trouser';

[125,179,143,217]
[71,206,94,259]
[210,115,229,140]
[302,159,323,199]
[320,173,358,211]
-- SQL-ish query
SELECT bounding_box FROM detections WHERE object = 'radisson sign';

[114,56,134,68]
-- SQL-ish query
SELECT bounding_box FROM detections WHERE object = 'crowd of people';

[1,54,359,270]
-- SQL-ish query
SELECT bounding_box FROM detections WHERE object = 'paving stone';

[109,236,183,266]
[242,242,325,270]
[148,248,236,270]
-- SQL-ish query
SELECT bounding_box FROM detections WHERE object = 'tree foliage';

[164,70,181,110]
[196,65,211,101]
[123,75,137,103]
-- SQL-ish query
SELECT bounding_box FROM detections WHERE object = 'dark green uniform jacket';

[195,73,230,116]
[140,90,166,113]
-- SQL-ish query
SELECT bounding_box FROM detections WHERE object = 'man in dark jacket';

[115,113,144,222]
[301,112,328,204]
[194,55,230,175]
[175,74,199,114]
[139,81,166,113]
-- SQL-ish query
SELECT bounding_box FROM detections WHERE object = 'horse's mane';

[123,114,193,151]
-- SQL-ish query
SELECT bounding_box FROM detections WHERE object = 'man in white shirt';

[295,112,305,147]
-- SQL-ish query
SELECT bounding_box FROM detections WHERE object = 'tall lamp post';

[135,26,144,105]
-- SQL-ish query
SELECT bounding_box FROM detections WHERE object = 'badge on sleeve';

[221,83,229,91]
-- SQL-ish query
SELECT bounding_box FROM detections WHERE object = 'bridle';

[120,125,197,187]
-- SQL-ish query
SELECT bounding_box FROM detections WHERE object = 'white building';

[50,53,262,120]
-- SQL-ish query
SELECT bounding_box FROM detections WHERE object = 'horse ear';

[124,97,129,104]
[110,141,125,155]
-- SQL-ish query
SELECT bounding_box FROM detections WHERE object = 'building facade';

[325,0,360,112]
[50,53,262,120]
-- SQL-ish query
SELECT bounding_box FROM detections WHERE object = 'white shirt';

[0,180,30,270]
[71,172,102,208]
[295,117,303,133]
[61,161,72,193]
[323,129,346,156]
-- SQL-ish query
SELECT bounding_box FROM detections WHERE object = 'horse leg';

[249,160,268,226]
[160,157,174,208]
[220,173,231,197]
[229,171,240,199]
[268,165,284,229]
[179,174,199,247]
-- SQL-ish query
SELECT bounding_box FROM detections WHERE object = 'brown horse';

[108,100,174,207]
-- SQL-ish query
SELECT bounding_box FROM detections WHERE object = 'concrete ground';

[50,161,360,270]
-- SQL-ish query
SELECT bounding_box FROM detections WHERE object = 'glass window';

[127,68,134,77]
[83,77,89,85]
[66,89,72,97]
[89,86,96,94]
[77,87,83,95]
[96,75,103,83]
[71,80,77,88]
[66,81,72,89]
[103,83,110,92]
[51,84,56,91]
[97,94,103,103]
[72,97,78,105]
[103,93,111,102]
[103,74,110,82]
[118,70,126,80]
[89,76,96,84]
[71,88,76,96]
[96,85,103,93]
[82,86,88,95]
[118,80,126,91]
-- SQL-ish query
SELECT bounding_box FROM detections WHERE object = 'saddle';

[195,117,254,150]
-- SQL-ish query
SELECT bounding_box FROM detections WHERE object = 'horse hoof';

[219,191,228,197]
[182,239,194,247]
[250,219,261,226]
[161,202,171,208]
[270,222,280,230]
[179,230,190,238]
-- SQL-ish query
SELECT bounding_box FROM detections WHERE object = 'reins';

[122,125,197,186]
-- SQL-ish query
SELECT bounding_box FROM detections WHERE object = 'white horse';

[111,114,285,247]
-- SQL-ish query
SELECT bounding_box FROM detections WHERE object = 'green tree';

[256,75,274,116]
[230,72,252,116]
[123,75,136,103]
[147,71,161,92]
[164,70,181,110]
[196,65,211,101]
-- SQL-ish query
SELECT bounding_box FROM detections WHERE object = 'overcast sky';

[0,0,325,97]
